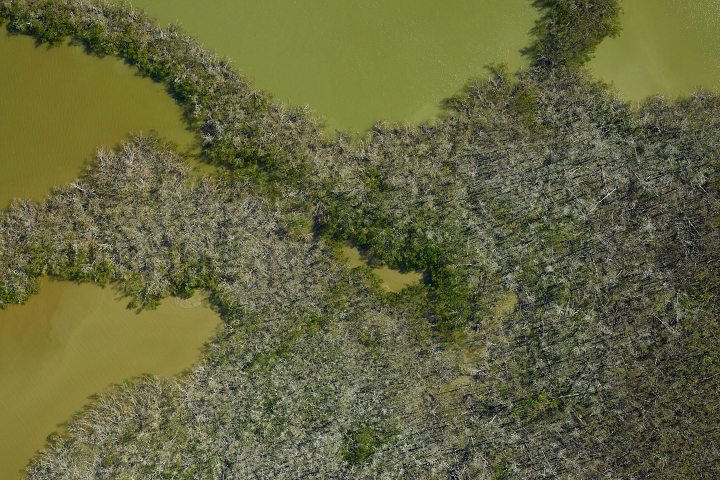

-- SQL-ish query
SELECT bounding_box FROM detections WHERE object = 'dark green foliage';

[524,0,623,68]
[22,243,52,277]
[24,0,75,45]
[342,424,396,466]
[320,202,454,272]
[425,266,474,339]
[513,85,541,131]
[0,286,18,306]
[170,281,196,300]
[81,22,110,54]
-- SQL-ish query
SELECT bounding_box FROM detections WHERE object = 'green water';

[135,0,536,132]
[590,0,720,100]
[0,279,220,480]
[0,28,198,208]
[343,245,424,292]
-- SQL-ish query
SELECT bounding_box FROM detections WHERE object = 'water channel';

[2,0,720,477]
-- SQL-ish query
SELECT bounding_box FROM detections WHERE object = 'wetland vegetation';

[0,0,719,477]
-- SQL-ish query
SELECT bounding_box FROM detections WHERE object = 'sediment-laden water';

[0,279,220,480]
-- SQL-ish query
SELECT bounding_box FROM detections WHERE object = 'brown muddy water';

[0,279,220,480]
[0,27,198,208]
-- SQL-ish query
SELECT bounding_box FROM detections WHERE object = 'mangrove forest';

[0,0,719,477]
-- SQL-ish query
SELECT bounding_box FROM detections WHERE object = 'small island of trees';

[1,0,719,477]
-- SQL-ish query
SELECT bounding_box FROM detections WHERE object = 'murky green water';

[0,279,220,480]
[590,0,720,100]
[0,28,198,208]
[343,245,424,292]
[135,0,535,132]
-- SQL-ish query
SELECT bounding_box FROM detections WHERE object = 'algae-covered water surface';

[134,0,536,132]
[590,0,720,99]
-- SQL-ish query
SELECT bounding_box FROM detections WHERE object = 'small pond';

[343,245,424,292]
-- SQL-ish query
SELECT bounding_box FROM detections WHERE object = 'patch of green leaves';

[342,424,396,466]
